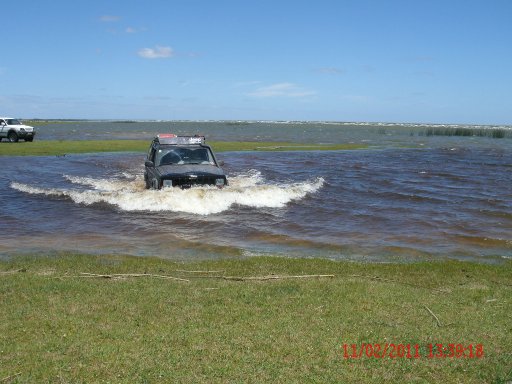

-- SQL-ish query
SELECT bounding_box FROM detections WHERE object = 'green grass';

[0,140,367,157]
[1,254,511,383]
[0,140,147,156]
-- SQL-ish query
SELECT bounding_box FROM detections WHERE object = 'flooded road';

[2,146,511,262]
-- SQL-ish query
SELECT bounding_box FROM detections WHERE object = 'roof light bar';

[156,134,205,145]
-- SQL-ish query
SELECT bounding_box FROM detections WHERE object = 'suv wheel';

[7,131,19,143]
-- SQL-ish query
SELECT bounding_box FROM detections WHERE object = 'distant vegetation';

[419,126,509,138]
[376,126,511,139]
[23,119,89,125]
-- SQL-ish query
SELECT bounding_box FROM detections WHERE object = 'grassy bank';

[0,140,366,156]
[1,254,511,383]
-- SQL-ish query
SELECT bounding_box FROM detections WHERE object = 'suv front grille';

[168,175,221,188]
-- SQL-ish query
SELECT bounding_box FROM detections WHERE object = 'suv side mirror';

[145,160,155,167]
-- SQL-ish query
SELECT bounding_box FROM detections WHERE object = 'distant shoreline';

[22,118,512,128]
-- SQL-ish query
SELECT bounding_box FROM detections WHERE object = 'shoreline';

[0,140,368,157]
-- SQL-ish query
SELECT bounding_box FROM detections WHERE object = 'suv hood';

[10,124,34,131]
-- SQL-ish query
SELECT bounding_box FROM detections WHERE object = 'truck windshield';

[6,119,22,125]
[156,147,215,166]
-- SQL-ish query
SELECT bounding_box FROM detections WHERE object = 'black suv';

[144,134,228,189]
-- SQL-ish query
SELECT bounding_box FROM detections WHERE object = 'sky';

[1,0,511,124]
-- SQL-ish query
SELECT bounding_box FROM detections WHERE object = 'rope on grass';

[219,274,335,281]
[0,372,21,383]
[0,269,27,275]
[49,272,333,282]
[424,305,443,327]
[174,270,225,274]
[79,272,190,282]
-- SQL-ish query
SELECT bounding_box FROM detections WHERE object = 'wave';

[10,171,324,215]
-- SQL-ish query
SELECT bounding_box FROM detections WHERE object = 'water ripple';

[2,146,511,262]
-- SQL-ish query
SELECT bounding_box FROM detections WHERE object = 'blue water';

[1,121,511,262]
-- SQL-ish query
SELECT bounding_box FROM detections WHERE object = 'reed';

[419,127,509,138]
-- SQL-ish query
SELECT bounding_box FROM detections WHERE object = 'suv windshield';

[156,147,215,166]
[6,119,22,125]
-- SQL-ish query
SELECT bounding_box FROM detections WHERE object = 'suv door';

[0,119,6,136]
[144,145,158,188]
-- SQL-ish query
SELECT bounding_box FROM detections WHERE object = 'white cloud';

[318,67,344,75]
[125,27,146,33]
[137,46,174,59]
[248,83,316,98]
[99,15,120,22]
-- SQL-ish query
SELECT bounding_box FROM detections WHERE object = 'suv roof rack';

[155,134,205,145]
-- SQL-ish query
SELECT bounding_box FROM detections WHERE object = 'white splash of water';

[11,172,324,215]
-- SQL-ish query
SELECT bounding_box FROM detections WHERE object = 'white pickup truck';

[0,117,36,142]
